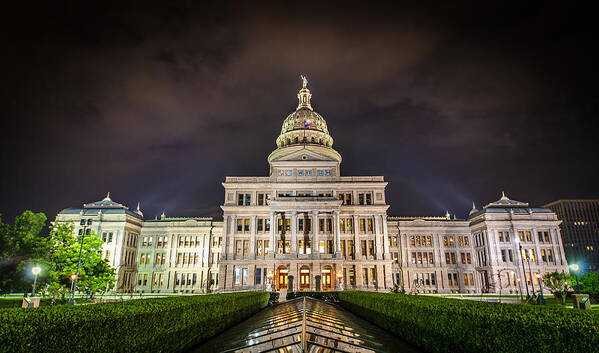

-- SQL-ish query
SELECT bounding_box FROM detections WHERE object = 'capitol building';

[55,78,569,295]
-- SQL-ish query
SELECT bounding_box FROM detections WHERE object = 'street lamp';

[514,237,530,299]
[570,264,581,294]
[69,219,91,305]
[31,266,41,296]
[536,273,545,305]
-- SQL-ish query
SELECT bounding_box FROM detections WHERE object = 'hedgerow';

[337,291,599,353]
[0,291,269,353]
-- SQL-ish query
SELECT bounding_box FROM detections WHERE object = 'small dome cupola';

[297,75,313,110]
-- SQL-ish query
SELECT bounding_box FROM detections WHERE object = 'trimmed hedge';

[338,291,599,353]
[286,291,339,303]
[0,291,269,353]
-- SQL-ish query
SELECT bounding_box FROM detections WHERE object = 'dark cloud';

[1,1,597,222]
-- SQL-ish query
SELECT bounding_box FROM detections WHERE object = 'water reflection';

[193,297,421,353]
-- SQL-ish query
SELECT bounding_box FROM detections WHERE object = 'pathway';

[193,296,421,353]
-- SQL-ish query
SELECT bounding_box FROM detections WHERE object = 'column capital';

[333,209,340,215]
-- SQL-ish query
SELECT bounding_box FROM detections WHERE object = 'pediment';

[275,148,336,162]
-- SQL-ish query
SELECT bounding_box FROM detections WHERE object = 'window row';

[411,252,435,265]
[445,252,472,265]
[101,232,114,243]
[447,273,475,287]
[277,169,333,176]
[176,252,201,266]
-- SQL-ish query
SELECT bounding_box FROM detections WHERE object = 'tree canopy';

[0,211,115,296]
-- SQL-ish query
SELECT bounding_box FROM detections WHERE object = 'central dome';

[274,79,334,148]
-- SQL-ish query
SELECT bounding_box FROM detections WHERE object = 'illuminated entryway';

[299,265,310,290]
[276,265,288,290]
[321,265,333,290]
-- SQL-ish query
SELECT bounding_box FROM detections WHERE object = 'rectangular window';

[264,240,269,256]
[346,218,353,232]
[258,193,264,205]
[544,232,550,243]
[265,219,271,232]
[319,240,325,253]
[327,240,333,254]
[237,219,243,232]
[525,231,532,242]
[518,231,524,242]
[449,236,454,247]
[242,268,248,285]
[235,240,242,257]
[443,236,448,247]
[538,231,544,243]
[411,252,417,264]
[238,194,244,206]
[498,232,504,242]
[143,274,148,286]
[243,240,249,257]
[508,249,513,262]
[541,249,547,262]
[547,249,553,262]
[366,193,372,205]
[361,240,367,256]
[359,193,365,205]
[345,193,352,205]
[367,218,373,232]
[244,219,250,232]
[257,219,264,232]
[256,268,262,285]
[234,267,241,285]
[461,252,467,264]
[464,236,470,246]
[501,249,506,262]
[348,240,354,256]
[368,240,375,256]
[429,252,434,264]
[341,240,346,256]
[359,218,366,232]
[339,218,345,232]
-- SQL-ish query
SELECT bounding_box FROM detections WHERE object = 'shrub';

[268,292,280,305]
[338,291,599,353]
[286,291,339,303]
[0,291,269,353]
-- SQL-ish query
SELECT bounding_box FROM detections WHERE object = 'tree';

[45,222,115,298]
[0,211,51,293]
[543,271,571,305]
[578,272,599,301]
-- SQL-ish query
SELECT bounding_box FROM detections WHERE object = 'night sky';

[2,2,598,222]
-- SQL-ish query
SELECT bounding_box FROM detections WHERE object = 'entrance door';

[299,266,310,290]
[277,266,288,290]
[322,266,333,290]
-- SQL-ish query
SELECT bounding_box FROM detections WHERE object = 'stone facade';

[136,217,222,293]
[55,193,143,293]
[54,78,570,295]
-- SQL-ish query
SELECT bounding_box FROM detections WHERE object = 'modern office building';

[544,199,599,271]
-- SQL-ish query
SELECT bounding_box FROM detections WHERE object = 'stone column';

[353,215,360,259]
[250,216,257,260]
[333,210,341,255]
[227,216,235,260]
[269,211,276,258]
[382,215,390,258]
[311,211,319,257]
[291,211,297,254]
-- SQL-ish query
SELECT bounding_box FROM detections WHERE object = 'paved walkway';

[193,297,421,353]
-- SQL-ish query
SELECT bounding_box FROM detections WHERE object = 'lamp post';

[514,237,530,298]
[69,219,91,305]
[31,266,41,296]
[570,264,581,294]
[536,273,545,305]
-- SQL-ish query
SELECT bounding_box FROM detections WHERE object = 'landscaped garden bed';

[0,291,269,353]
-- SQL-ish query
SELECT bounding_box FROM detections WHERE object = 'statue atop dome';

[301,74,308,88]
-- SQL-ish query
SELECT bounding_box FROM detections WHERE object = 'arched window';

[294,137,298,143]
